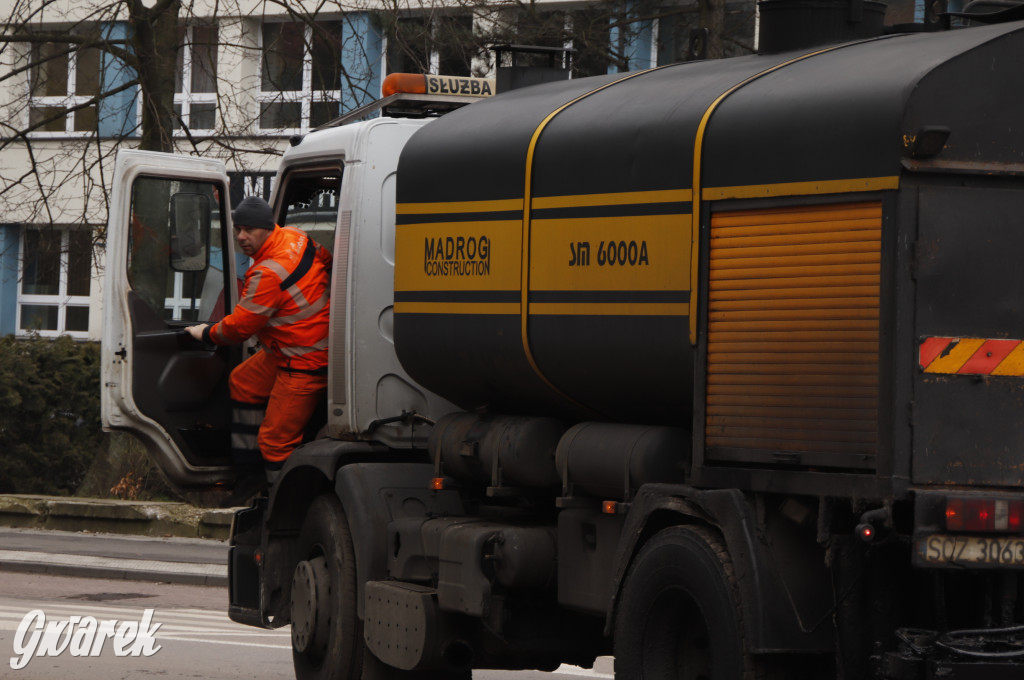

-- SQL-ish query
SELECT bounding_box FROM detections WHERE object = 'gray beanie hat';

[232,196,275,230]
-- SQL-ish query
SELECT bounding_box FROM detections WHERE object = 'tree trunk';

[700,0,725,59]
[131,0,182,152]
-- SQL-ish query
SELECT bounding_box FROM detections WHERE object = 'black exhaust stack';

[491,45,572,92]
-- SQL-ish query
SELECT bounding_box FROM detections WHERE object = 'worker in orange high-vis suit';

[185,196,331,483]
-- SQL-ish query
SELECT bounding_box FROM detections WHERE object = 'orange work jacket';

[206,226,332,372]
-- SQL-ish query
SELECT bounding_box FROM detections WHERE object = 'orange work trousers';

[229,349,327,464]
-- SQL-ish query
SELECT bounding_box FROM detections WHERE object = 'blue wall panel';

[0,225,20,336]
[609,5,655,74]
[99,22,138,138]
[341,12,383,112]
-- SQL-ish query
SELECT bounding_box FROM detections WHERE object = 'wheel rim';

[291,556,331,659]
[643,585,711,680]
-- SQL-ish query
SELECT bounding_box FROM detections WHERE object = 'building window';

[175,24,218,133]
[492,9,612,77]
[18,228,93,337]
[28,31,102,135]
[385,15,476,77]
[655,3,756,63]
[259,21,343,132]
[164,271,204,321]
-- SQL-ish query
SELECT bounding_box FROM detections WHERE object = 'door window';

[277,167,344,254]
[127,176,229,323]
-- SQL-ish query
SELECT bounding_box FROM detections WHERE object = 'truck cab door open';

[102,150,240,490]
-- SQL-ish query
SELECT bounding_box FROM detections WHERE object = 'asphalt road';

[0,571,293,680]
[0,527,227,586]
[0,528,613,679]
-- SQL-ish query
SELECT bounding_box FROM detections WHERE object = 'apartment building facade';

[0,0,754,341]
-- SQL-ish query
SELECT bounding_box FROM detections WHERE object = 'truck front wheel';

[291,494,363,680]
[613,525,762,680]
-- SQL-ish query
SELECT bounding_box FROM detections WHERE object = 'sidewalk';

[0,527,229,586]
[0,495,238,587]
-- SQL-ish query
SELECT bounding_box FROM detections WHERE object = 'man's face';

[234,224,272,256]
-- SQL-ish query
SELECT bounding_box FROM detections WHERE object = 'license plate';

[916,534,1024,568]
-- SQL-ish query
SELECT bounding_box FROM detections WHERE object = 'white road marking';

[1,601,614,674]
[0,602,288,649]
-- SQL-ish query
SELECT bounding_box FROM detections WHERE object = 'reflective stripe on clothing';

[279,338,329,358]
[267,291,329,327]
[230,400,264,466]
[229,349,327,463]
[209,225,332,372]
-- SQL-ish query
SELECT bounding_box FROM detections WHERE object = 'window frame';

[164,271,205,322]
[174,23,219,135]
[257,20,343,135]
[383,14,477,78]
[26,37,102,138]
[276,164,345,258]
[16,227,94,338]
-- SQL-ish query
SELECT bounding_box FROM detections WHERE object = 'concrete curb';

[0,495,237,540]
[0,554,227,587]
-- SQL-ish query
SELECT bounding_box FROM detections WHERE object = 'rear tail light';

[945,497,1024,532]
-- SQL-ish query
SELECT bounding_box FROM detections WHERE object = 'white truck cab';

[101,82,483,492]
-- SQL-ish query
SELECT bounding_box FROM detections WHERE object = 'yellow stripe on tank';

[530,214,689,292]
[394,302,520,315]
[530,302,690,316]
[689,42,874,346]
[532,188,692,209]
[520,69,664,412]
[396,198,524,214]
[703,176,899,201]
[395,221,522,292]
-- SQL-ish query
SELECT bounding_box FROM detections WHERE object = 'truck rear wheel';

[613,525,761,680]
[292,494,363,680]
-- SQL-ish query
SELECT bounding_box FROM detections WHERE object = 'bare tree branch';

[0,0,755,265]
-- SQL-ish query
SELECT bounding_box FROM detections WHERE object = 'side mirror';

[170,192,211,272]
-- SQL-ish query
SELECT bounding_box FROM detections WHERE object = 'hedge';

[0,335,104,495]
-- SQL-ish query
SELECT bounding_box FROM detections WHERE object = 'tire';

[613,525,763,680]
[291,494,363,680]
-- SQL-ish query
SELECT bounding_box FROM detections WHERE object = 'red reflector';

[946,497,1024,533]
[967,498,993,531]
[963,498,994,531]
[430,478,444,491]
[602,501,617,515]
[1010,502,1023,531]
[945,497,964,531]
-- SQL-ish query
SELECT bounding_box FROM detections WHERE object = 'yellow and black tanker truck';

[102,5,1024,680]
